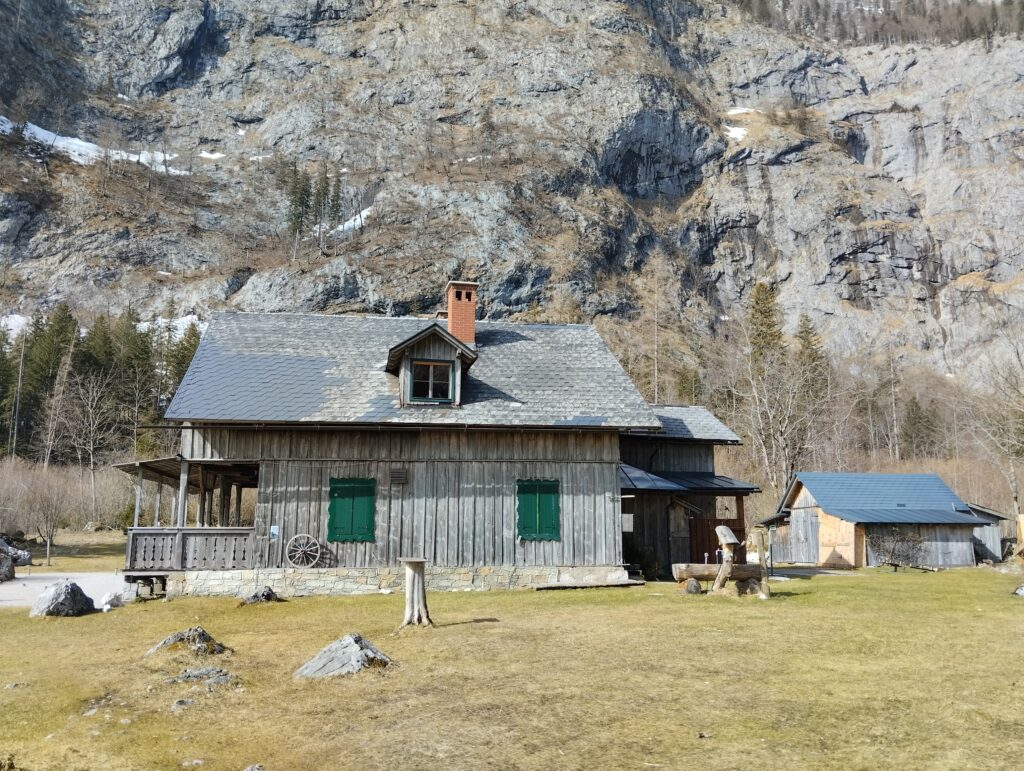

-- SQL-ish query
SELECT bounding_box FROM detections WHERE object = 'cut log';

[397,558,432,629]
[671,564,760,581]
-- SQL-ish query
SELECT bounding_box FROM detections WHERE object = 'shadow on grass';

[435,617,500,628]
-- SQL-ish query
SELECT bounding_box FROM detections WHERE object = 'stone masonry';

[156,565,630,599]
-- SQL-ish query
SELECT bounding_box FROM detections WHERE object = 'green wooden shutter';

[328,478,376,543]
[351,479,376,542]
[517,479,560,541]
[517,481,538,539]
[537,480,560,540]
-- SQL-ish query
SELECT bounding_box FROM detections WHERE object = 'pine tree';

[3,304,78,455]
[795,313,826,374]
[747,282,785,364]
[76,314,114,375]
[287,171,312,236]
[329,176,343,227]
[167,322,201,404]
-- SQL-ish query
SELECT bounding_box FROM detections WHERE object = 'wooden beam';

[736,495,745,523]
[153,484,162,526]
[672,563,760,581]
[176,460,189,528]
[197,467,207,527]
[233,484,243,527]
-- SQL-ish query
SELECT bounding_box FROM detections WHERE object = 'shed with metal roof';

[762,472,994,568]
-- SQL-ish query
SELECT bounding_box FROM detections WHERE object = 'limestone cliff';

[0,0,1021,385]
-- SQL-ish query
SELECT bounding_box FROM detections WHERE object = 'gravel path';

[0,571,125,608]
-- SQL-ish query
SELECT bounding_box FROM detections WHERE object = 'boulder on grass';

[0,538,32,567]
[0,552,13,583]
[681,578,701,595]
[294,634,390,679]
[241,586,284,605]
[101,591,123,611]
[1013,585,1024,597]
[147,626,227,657]
[29,580,96,617]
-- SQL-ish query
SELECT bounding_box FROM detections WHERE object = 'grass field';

[21,529,126,574]
[2,568,1022,770]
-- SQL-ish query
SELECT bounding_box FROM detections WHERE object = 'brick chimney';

[446,280,479,346]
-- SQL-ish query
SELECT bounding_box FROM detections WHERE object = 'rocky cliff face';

[0,0,1021,384]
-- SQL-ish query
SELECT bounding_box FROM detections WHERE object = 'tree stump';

[397,558,432,629]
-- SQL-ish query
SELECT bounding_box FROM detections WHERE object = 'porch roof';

[112,457,259,489]
[619,464,759,496]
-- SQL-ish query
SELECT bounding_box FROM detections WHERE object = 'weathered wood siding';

[182,428,621,569]
[970,515,1002,562]
[864,524,977,567]
[770,485,820,564]
[619,438,714,474]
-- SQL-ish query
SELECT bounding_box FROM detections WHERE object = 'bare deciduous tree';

[61,372,119,522]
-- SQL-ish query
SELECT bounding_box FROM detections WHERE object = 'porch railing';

[125,527,256,572]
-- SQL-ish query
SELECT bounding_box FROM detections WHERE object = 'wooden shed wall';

[182,428,622,570]
[863,524,977,567]
[971,516,1002,562]
[817,511,860,568]
[618,438,714,474]
[769,485,820,564]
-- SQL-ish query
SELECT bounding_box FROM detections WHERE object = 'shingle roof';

[640,406,740,443]
[165,312,660,429]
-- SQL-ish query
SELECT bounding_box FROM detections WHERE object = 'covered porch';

[619,463,759,575]
[113,457,260,575]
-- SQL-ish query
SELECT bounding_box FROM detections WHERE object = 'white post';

[132,470,142,528]
[154,484,162,526]
[398,558,432,629]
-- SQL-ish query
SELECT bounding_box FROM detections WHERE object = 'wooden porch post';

[154,483,162,526]
[197,467,207,526]
[132,470,143,528]
[233,484,243,526]
[219,478,230,526]
[735,495,745,523]
[177,460,189,528]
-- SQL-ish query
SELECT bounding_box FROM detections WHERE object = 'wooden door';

[668,502,689,566]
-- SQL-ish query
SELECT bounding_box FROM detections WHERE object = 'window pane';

[412,363,431,399]
[430,364,451,400]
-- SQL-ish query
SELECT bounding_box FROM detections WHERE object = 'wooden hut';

[116,282,755,597]
[763,472,994,568]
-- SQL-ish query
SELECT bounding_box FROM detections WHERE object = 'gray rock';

[294,633,390,679]
[0,552,13,583]
[166,667,235,687]
[0,539,32,567]
[171,699,195,713]
[240,586,284,605]
[29,580,96,617]
[147,626,227,657]
[682,578,702,594]
[1013,585,1024,598]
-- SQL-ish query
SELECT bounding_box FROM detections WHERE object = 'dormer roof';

[384,322,478,375]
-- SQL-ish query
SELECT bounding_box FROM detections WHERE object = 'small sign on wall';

[621,513,634,533]
[269,525,280,542]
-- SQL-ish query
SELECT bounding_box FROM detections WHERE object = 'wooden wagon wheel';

[285,534,322,568]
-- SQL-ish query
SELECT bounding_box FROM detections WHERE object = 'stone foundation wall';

[159,565,629,598]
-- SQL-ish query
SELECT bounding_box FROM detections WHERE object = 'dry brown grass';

[1,568,1022,770]
[21,529,126,574]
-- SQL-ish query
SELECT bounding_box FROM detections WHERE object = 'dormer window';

[411,360,453,402]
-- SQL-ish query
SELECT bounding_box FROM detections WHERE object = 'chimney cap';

[446,280,480,290]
